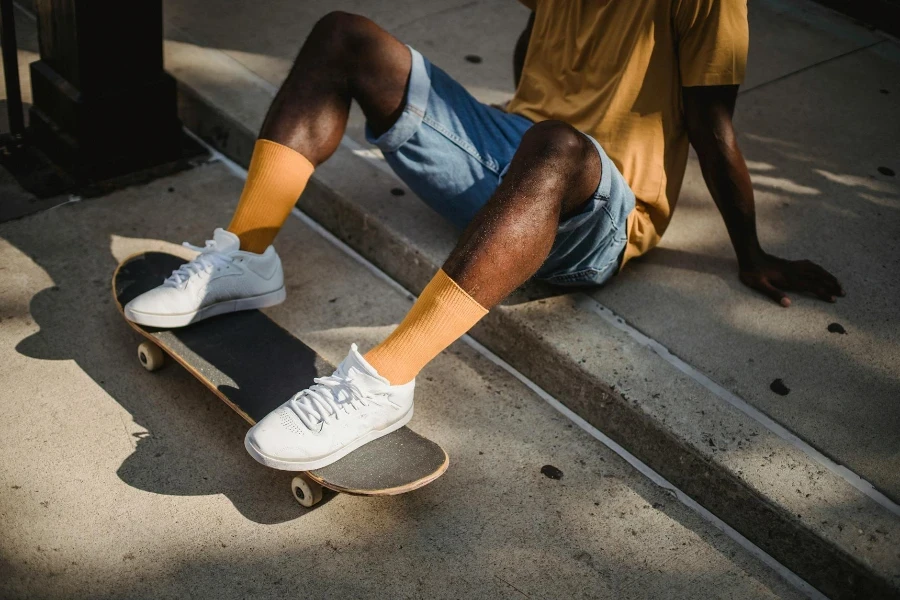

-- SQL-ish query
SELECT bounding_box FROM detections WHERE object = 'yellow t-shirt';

[509,0,748,266]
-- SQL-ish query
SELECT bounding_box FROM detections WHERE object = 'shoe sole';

[124,287,286,328]
[243,405,415,472]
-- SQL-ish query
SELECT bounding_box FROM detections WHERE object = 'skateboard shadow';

[10,231,330,524]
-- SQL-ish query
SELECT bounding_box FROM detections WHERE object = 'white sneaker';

[244,344,415,471]
[124,228,285,328]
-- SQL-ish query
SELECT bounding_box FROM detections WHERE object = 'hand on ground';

[739,253,845,308]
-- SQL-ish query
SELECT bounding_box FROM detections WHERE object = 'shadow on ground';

[4,177,323,524]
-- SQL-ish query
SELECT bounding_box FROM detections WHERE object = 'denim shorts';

[365,47,635,286]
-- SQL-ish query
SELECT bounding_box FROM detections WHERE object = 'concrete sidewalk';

[163,0,900,497]
[0,163,806,599]
[109,0,898,596]
[3,0,899,596]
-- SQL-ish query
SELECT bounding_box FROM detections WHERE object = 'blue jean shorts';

[365,47,635,286]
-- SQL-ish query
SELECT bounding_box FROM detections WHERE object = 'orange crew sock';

[365,269,489,385]
[227,139,315,253]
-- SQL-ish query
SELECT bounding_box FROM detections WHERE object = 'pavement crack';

[119,414,136,450]
[740,39,886,96]
[493,574,531,598]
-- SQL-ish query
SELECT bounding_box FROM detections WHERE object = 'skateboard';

[112,251,448,508]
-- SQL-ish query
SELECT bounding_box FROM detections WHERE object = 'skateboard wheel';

[137,341,165,372]
[291,475,323,508]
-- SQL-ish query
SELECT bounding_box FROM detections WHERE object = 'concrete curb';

[170,55,900,598]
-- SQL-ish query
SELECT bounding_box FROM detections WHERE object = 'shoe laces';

[163,239,234,287]
[287,372,384,430]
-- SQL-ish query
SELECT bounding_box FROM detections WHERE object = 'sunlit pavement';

[0,163,806,599]
[161,0,900,594]
[174,0,900,507]
[2,0,898,597]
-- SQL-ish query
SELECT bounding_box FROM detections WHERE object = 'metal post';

[26,0,205,187]
[0,0,25,137]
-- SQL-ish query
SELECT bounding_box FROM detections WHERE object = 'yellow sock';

[365,269,488,385]
[227,139,315,253]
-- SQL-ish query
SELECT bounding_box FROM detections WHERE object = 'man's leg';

[225,13,602,382]
[227,12,414,253]
[244,119,602,470]
[365,120,601,384]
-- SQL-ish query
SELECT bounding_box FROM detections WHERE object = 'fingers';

[758,279,792,308]
[796,261,844,301]
[809,264,844,297]
[742,259,844,307]
[798,275,837,302]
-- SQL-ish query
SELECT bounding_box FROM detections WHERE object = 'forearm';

[696,138,763,269]
[684,87,843,305]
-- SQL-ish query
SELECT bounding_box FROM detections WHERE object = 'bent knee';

[519,120,590,163]
[311,11,382,57]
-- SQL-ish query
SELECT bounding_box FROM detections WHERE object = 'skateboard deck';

[112,251,448,507]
